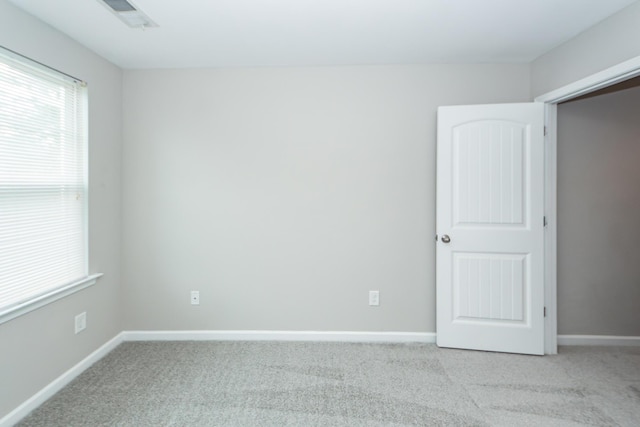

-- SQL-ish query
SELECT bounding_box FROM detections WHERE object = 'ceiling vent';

[100,0,158,29]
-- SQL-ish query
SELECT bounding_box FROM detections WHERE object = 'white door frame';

[535,56,640,354]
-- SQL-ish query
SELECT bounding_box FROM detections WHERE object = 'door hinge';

[435,234,438,242]
[543,216,548,227]
[544,307,547,317]
[544,126,548,136]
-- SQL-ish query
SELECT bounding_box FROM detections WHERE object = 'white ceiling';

[8,0,639,69]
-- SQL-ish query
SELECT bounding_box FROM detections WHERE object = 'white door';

[436,103,545,355]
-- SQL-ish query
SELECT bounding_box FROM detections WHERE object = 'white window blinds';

[0,47,89,318]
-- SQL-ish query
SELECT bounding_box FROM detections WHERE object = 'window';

[0,47,98,323]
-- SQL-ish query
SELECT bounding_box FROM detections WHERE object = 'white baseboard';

[0,332,124,427]
[126,331,640,347]
[122,330,436,344]
[558,334,640,346]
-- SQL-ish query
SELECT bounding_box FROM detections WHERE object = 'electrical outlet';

[191,291,200,305]
[75,312,86,334]
[369,290,380,306]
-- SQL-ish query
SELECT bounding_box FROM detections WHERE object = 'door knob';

[441,235,451,243]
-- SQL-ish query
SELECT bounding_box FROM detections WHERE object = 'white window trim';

[0,273,103,325]
[0,46,102,325]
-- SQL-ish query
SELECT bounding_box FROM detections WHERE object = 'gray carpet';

[16,342,640,426]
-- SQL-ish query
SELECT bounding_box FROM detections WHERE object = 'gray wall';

[557,85,640,336]
[121,65,530,332]
[0,0,122,419]
[531,2,640,97]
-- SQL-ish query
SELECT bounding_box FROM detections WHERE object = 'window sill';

[0,273,103,326]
